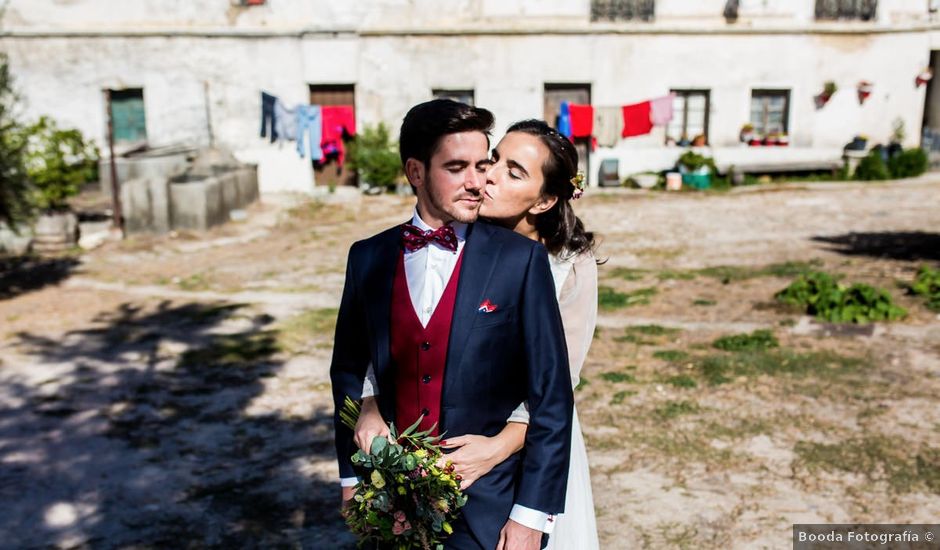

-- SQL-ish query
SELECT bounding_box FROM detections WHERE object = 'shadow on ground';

[812,231,940,262]
[0,301,354,549]
[0,255,81,301]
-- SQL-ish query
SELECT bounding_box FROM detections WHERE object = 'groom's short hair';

[399,99,494,167]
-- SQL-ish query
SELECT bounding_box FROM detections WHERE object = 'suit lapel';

[445,222,504,383]
[362,225,403,380]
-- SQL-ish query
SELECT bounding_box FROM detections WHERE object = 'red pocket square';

[478,299,498,313]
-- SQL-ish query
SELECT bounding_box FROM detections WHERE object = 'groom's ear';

[528,194,558,216]
[405,158,426,190]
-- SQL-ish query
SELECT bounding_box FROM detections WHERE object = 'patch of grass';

[666,374,697,388]
[654,400,700,420]
[657,269,696,281]
[628,324,680,336]
[598,286,657,311]
[692,299,716,307]
[712,329,779,352]
[695,349,870,386]
[607,267,648,281]
[599,371,637,383]
[697,260,824,284]
[794,436,940,494]
[610,390,636,405]
[179,331,279,370]
[575,376,589,391]
[177,273,213,291]
[653,350,689,362]
[277,308,339,354]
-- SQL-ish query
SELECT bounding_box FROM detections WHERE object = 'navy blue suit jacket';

[330,220,573,548]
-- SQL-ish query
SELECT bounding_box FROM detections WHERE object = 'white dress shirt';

[342,209,554,534]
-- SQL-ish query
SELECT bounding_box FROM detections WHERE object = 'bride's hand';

[354,397,391,453]
[441,434,514,490]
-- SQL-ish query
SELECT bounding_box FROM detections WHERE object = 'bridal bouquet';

[339,397,468,550]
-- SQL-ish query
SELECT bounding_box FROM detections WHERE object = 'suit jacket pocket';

[472,305,515,329]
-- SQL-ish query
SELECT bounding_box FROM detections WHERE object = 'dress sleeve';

[557,252,598,389]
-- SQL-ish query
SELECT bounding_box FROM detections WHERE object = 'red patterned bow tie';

[401,223,458,252]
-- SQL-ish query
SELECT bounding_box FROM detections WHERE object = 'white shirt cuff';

[509,504,556,534]
[339,477,360,487]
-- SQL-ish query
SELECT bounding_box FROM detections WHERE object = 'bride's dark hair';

[505,119,597,259]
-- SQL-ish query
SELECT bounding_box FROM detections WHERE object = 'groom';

[330,99,573,550]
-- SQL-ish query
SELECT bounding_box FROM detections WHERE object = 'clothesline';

[555,93,676,148]
[260,90,356,165]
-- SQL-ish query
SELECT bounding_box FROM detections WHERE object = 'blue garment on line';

[260,91,278,142]
[296,105,323,161]
[557,101,572,139]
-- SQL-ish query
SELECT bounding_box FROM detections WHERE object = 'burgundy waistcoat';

[390,249,464,435]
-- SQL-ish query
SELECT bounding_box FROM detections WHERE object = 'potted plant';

[815,81,838,108]
[20,116,99,253]
[846,134,868,151]
[677,150,715,190]
[347,123,403,194]
[775,132,790,146]
[916,68,933,88]
[857,80,874,104]
[739,123,756,144]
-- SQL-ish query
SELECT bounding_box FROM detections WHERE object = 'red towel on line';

[320,105,356,166]
[569,103,594,138]
[621,101,653,138]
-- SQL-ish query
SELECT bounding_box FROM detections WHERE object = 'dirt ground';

[1,177,939,549]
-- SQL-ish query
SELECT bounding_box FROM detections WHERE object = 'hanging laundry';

[650,94,676,126]
[556,101,573,139]
[593,106,621,147]
[621,101,653,138]
[274,98,298,141]
[320,105,356,166]
[569,104,594,138]
[296,105,323,161]
[260,91,278,143]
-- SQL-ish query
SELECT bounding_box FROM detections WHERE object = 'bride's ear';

[528,194,558,216]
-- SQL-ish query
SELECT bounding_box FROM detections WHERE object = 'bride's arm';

[445,253,598,488]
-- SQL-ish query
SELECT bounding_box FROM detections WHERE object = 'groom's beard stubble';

[426,175,483,225]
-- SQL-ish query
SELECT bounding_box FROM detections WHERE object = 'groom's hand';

[496,519,542,550]
[354,397,391,453]
[340,486,356,507]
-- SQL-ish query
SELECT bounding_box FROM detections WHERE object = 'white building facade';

[1,0,938,192]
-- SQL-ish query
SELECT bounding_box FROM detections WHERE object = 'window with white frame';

[750,90,790,136]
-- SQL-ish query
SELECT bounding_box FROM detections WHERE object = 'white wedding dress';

[535,251,600,550]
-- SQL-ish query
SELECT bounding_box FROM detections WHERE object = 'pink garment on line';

[650,94,675,126]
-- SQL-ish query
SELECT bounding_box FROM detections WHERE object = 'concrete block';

[170,177,226,231]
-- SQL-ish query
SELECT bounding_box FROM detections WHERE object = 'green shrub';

[348,123,402,190]
[854,150,890,181]
[910,265,940,311]
[887,148,928,179]
[19,116,99,212]
[677,150,717,174]
[0,54,32,228]
[775,271,906,323]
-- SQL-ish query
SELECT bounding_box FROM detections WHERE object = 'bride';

[355,119,600,549]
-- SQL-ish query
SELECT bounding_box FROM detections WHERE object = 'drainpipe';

[105,89,124,236]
